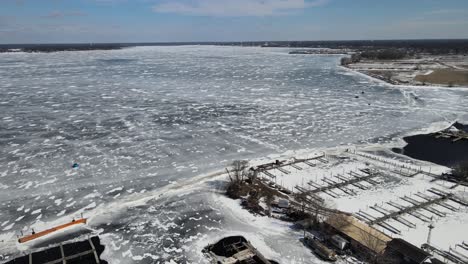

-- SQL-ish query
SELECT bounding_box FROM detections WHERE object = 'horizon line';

[2,38,468,46]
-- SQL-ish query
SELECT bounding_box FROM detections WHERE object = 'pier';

[355,189,468,235]
[349,151,442,179]
[253,154,326,174]
[300,169,381,198]
[423,243,468,264]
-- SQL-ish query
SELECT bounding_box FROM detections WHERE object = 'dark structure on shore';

[5,236,107,264]
[384,238,432,264]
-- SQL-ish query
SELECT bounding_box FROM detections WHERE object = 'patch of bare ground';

[415,69,468,86]
[343,51,468,87]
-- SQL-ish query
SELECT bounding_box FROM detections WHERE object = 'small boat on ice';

[18,218,87,243]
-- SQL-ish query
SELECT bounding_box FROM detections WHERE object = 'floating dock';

[356,189,468,235]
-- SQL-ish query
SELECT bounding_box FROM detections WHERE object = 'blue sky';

[1,0,468,43]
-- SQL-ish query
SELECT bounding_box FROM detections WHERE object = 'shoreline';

[215,123,467,263]
[340,56,468,89]
[1,121,466,263]
[340,64,468,90]
[290,47,468,89]
[393,122,468,168]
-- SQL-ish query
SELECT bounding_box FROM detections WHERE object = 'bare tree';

[226,160,249,199]
[326,213,352,231]
[295,192,308,214]
[312,199,337,224]
[358,227,396,264]
[230,160,249,183]
[298,194,338,221]
[264,192,274,216]
[246,167,257,183]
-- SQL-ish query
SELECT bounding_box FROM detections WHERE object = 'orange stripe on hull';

[18,218,87,243]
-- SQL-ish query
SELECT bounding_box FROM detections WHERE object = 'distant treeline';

[0,43,125,53]
[360,49,407,60]
[258,39,468,55]
[340,49,410,65]
[2,39,468,54]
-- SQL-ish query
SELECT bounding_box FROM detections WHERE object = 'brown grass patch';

[415,69,468,86]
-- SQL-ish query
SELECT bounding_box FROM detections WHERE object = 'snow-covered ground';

[260,146,468,255]
[1,46,468,263]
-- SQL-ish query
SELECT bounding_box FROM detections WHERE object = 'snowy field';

[0,46,468,263]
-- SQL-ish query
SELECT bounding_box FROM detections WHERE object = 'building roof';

[386,238,432,264]
[326,215,392,254]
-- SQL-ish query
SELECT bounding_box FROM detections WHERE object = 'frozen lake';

[0,46,467,263]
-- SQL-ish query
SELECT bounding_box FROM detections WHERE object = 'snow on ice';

[0,46,467,263]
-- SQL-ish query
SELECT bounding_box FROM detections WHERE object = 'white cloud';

[152,0,329,16]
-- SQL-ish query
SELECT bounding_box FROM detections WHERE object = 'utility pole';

[427,223,435,245]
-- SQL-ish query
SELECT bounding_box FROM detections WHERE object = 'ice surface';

[1,46,468,262]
